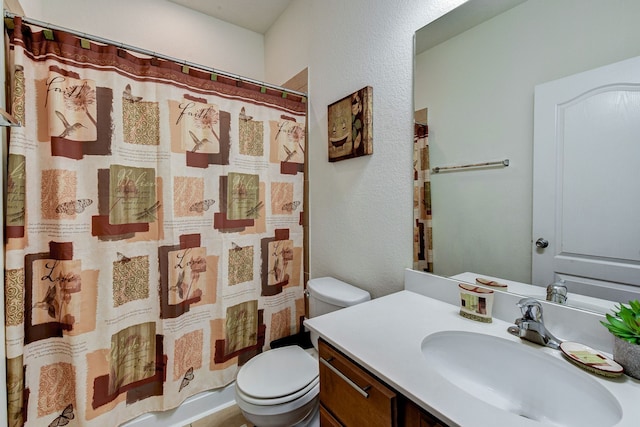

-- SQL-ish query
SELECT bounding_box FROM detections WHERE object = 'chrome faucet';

[546,280,567,304]
[510,298,562,349]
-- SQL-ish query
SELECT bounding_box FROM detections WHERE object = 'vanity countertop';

[304,290,640,427]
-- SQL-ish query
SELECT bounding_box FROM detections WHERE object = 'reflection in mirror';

[413,0,640,313]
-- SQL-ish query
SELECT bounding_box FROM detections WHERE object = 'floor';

[184,404,254,427]
[187,341,314,427]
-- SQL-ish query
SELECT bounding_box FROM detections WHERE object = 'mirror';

[413,0,640,313]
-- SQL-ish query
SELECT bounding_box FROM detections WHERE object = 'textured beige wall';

[266,0,465,298]
[15,0,266,81]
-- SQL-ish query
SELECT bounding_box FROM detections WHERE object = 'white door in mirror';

[533,55,640,302]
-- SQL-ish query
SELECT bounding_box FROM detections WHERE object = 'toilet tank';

[307,277,371,318]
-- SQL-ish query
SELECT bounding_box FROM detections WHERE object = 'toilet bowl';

[234,277,371,427]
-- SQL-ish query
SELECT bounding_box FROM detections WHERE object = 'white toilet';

[234,277,371,427]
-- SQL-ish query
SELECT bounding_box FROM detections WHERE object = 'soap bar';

[569,350,607,365]
[559,342,623,377]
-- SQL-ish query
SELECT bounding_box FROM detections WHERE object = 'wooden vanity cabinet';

[318,338,397,426]
[319,405,346,427]
[402,399,448,427]
[318,339,448,427]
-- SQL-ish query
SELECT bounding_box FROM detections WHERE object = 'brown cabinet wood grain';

[319,405,344,427]
[402,399,448,427]
[318,339,449,427]
[319,339,397,427]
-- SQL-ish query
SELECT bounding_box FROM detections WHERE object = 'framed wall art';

[327,86,373,162]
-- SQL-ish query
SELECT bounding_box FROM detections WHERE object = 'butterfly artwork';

[55,111,86,138]
[188,199,215,213]
[245,201,264,218]
[55,199,93,215]
[188,130,213,153]
[134,201,161,221]
[179,367,194,392]
[48,403,74,427]
[122,84,142,102]
[281,201,301,213]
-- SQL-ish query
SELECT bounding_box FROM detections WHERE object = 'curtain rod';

[3,11,307,98]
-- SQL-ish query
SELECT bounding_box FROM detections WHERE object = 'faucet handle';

[546,280,568,304]
[516,297,543,322]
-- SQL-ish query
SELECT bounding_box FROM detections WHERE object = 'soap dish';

[559,341,623,378]
[475,277,508,289]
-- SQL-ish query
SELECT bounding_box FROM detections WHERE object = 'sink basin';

[421,331,622,426]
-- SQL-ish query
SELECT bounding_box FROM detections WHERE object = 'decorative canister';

[613,336,640,380]
[458,283,494,323]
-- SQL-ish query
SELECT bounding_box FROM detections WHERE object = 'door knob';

[535,238,549,248]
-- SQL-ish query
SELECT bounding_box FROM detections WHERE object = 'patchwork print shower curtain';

[4,17,306,427]
[413,123,433,272]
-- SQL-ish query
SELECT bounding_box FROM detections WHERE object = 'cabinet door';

[402,399,448,427]
[319,339,397,427]
[320,405,344,427]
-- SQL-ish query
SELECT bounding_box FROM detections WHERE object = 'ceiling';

[168,0,293,34]
[415,0,525,54]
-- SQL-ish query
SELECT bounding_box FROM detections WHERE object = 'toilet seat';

[236,346,319,405]
[236,376,319,406]
[235,382,320,426]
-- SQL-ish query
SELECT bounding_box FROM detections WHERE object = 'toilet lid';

[236,346,319,399]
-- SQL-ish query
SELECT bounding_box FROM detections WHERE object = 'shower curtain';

[413,122,433,272]
[4,17,307,427]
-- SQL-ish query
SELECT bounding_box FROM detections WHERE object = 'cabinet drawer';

[319,339,397,427]
[320,404,344,427]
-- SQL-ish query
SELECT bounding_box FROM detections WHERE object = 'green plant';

[601,300,640,344]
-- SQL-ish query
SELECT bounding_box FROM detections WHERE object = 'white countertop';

[304,290,640,427]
